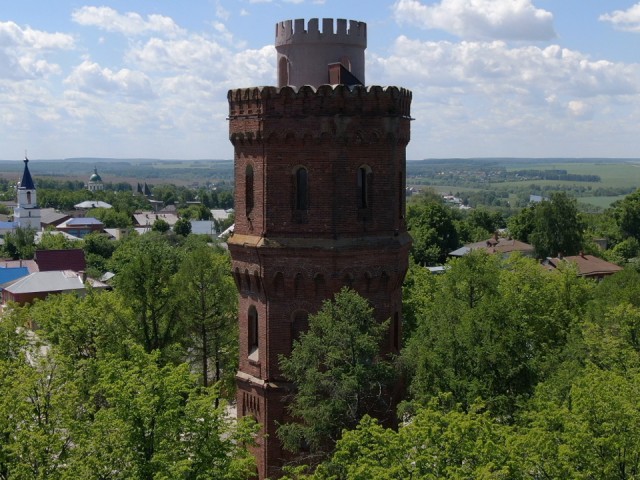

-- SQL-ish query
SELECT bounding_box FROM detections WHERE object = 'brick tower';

[228,18,412,479]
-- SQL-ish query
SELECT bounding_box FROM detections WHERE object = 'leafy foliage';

[278,288,395,463]
[406,198,459,265]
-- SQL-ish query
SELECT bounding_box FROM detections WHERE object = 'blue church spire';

[19,156,35,190]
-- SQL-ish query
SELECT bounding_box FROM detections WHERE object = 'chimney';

[79,270,87,283]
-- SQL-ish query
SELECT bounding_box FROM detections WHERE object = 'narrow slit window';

[295,167,308,210]
[248,306,259,360]
[245,165,254,215]
[357,166,370,209]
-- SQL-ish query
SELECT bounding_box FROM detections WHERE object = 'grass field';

[503,160,640,190]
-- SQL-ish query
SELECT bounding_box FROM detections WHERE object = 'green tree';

[174,217,192,236]
[3,227,36,259]
[529,192,584,258]
[312,398,516,480]
[87,207,132,228]
[278,288,394,462]
[402,251,589,417]
[152,217,170,233]
[65,346,257,480]
[37,231,78,251]
[109,233,183,357]
[175,245,238,397]
[82,231,118,276]
[515,367,640,479]
[613,188,640,240]
[406,200,459,265]
[507,204,536,243]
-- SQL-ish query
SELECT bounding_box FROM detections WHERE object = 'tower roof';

[19,157,35,190]
[89,166,102,182]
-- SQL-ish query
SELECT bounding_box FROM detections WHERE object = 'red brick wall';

[229,84,412,479]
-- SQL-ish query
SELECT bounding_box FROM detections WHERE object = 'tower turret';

[276,18,366,87]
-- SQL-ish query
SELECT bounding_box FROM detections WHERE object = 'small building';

[132,212,179,228]
[56,217,104,238]
[544,253,623,280]
[40,208,71,229]
[87,167,104,192]
[450,235,535,258]
[2,270,109,305]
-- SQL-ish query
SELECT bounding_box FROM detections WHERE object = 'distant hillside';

[0,158,234,187]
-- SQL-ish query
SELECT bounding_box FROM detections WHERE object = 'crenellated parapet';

[275,18,366,48]
[228,84,412,145]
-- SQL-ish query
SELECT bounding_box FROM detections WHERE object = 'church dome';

[89,167,102,182]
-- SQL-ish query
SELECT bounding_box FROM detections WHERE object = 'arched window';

[357,166,371,209]
[314,273,326,298]
[244,270,251,292]
[248,306,259,360]
[364,272,372,293]
[291,311,309,348]
[295,167,308,210]
[26,191,31,205]
[274,272,285,298]
[245,165,254,216]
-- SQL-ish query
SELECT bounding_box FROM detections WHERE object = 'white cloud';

[64,60,155,99]
[0,21,74,80]
[126,35,229,73]
[392,0,556,41]
[567,100,593,119]
[71,6,184,37]
[126,34,274,85]
[368,35,640,157]
[371,36,638,99]
[600,3,640,32]
[0,21,74,49]
[215,1,231,21]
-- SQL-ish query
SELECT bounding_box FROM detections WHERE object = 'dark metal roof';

[34,249,86,272]
[19,157,35,190]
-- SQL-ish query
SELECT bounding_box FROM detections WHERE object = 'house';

[132,212,179,228]
[56,217,104,238]
[40,208,71,229]
[450,234,535,258]
[543,253,623,280]
[2,270,110,305]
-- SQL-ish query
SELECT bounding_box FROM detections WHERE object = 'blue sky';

[2,0,640,160]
